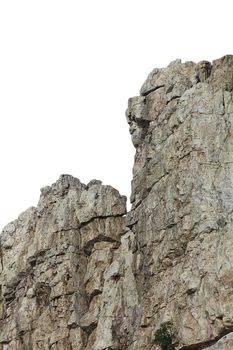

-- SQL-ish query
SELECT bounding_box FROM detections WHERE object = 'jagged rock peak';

[0,175,129,349]
[1,55,233,350]
[140,55,233,96]
[126,55,233,148]
[126,54,233,349]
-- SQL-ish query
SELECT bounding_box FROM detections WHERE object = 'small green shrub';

[154,321,175,350]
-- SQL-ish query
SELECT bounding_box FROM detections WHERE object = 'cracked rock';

[1,55,233,350]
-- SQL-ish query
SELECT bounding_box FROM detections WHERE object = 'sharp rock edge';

[1,55,233,350]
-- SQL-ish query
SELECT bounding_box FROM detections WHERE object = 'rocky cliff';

[1,55,233,350]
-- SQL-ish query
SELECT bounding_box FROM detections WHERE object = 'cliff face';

[126,55,233,349]
[0,176,137,349]
[1,55,233,350]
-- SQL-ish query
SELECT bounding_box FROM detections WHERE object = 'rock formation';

[1,55,233,349]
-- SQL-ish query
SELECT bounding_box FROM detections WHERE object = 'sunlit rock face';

[1,55,233,350]
[126,54,233,350]
[0,175,137,350]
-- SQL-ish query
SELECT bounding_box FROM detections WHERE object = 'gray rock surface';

[0,175,132,349]
[126,54,233,350]
[1,55,233,349]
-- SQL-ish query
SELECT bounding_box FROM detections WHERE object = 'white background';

[0,0,232,230]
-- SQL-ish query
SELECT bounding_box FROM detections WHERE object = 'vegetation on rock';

[154,322,176,350]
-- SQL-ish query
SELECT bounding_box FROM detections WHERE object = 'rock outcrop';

[1,55,233,349]
[0,176,137,349]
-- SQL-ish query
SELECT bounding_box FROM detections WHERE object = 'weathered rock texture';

[1,55,233,350]
[0,176,136,349]
[126,55,233,350]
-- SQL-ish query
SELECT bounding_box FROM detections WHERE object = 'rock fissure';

[79,213,126,229]
[141,85,165,96]
[179,329,233,350]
